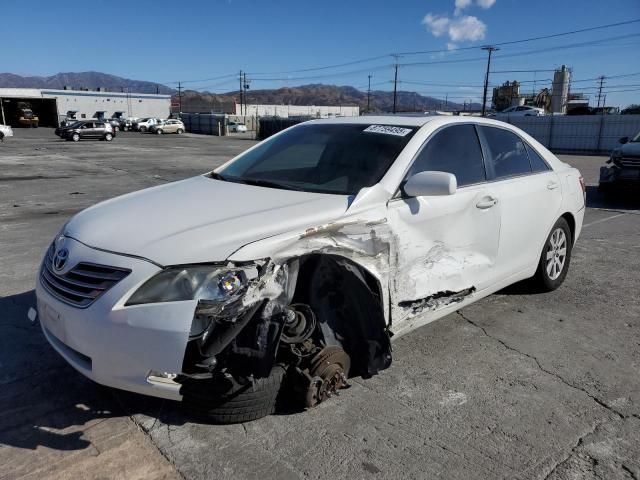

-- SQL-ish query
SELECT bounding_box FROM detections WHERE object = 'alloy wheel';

[546,228,567,280]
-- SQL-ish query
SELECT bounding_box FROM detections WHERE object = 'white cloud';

[422,13,450,37]
[448,15,487,42]
[454,0,472,14]
[447,42,458,50]
[477,0,496,8]
[454,0,496,14]
[423,14,487,43]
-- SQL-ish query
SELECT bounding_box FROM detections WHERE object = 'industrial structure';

[491,65,573,114]
[0,88,171,127]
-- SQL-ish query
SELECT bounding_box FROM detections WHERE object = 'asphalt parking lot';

[1,128,639,480]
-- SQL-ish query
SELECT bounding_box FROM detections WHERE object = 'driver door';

[386,124,501,332]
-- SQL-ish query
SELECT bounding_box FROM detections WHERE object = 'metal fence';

[502,115,640,154]
[257,116,313,140]
[179,113,226,136]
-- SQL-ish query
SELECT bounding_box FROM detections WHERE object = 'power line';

[244,18,640,76]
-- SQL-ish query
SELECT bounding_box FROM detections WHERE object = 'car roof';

[307,114,535,130]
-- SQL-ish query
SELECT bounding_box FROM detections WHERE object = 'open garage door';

[1,98,58,127]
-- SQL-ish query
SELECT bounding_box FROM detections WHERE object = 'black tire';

[140,126,147,133]
[156,129,163,135]
[177,128,184,134]
[532,217,572,292]
[182,365,286,424]
[72,133,80,142]
[0,132,4,142]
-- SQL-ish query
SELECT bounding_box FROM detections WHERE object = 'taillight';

[578,175,586,194]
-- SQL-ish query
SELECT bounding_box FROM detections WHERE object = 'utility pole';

[239,70,243,115]
[177,81,183,113]
[367,74,372,112]
[242,72,250,117]
[392,55,401,113]
[481,46,499,116]
[596,75,605,109]
[445,93,448,112]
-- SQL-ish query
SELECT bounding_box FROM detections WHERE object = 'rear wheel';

[140,126,147,132]
[182,365,286,424]
[156,129,163,135]
[532,217,572,291]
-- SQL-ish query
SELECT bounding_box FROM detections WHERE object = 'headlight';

[126,265,256,306]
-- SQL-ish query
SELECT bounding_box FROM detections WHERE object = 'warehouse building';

[0,88,171,127]
[236,103,359,118]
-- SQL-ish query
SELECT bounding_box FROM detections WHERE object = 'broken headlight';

[126,265,254,306]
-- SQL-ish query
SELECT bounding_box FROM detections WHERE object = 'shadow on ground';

[586,185,640,210]
[0,290,196,453]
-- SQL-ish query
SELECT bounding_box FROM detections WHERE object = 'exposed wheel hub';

[304,346,350,408]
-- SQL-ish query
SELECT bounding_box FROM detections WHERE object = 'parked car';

[54,120,115,142]
[490,106,545,118]
[133,117,162,132]
[0,124,14,142]
[599,130,640,194]
[228,121,248,133]
[149,119,185,135]
[36,116,585,423]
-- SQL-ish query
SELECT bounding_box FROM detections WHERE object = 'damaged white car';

[36,116,585,423]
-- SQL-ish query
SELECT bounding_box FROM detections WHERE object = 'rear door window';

[407,124,486,187]
[479,126,532,179]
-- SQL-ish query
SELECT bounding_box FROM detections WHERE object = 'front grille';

[40,245,131,308]
[620,157,640,168]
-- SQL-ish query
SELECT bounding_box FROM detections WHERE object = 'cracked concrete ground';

[1,128,639,479]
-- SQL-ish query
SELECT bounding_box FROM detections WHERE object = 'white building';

[236,103,359,118]
[0,88,171,127]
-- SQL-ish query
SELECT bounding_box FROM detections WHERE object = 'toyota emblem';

[53,248,69,271]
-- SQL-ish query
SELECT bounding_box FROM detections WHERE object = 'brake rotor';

[304,346,351,408]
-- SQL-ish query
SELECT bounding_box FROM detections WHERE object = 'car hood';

[65,175,352,266]
[619,142,640,157]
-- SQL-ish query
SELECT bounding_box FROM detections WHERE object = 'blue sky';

[2,0,640,107]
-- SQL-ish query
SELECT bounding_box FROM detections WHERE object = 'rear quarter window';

[526,144,551,172]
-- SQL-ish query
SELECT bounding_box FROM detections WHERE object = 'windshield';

[217,123,417,195]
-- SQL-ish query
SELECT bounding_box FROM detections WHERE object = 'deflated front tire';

[181,365,287,424]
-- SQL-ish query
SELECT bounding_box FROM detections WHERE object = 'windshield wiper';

[211,173,303,191]
[238,178,305,191]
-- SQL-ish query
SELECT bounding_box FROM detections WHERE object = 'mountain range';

[0,72,481,112]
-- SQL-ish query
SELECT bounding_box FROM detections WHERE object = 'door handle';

[476,197,498,209]
[547,181,559,190]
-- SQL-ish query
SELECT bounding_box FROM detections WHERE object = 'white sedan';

[35,116,585,423]
[491,105,545,117]
[228,121,248,133]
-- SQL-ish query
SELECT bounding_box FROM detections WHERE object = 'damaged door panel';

[386,187,500,334]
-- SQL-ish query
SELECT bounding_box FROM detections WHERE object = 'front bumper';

[599,165,640,185]
[36,238,198,400]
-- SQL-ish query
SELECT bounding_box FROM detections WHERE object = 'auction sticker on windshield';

[363,125,413,137]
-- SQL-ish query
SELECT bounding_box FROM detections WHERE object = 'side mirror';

[619,136,629,144]
[403,171,457,197]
